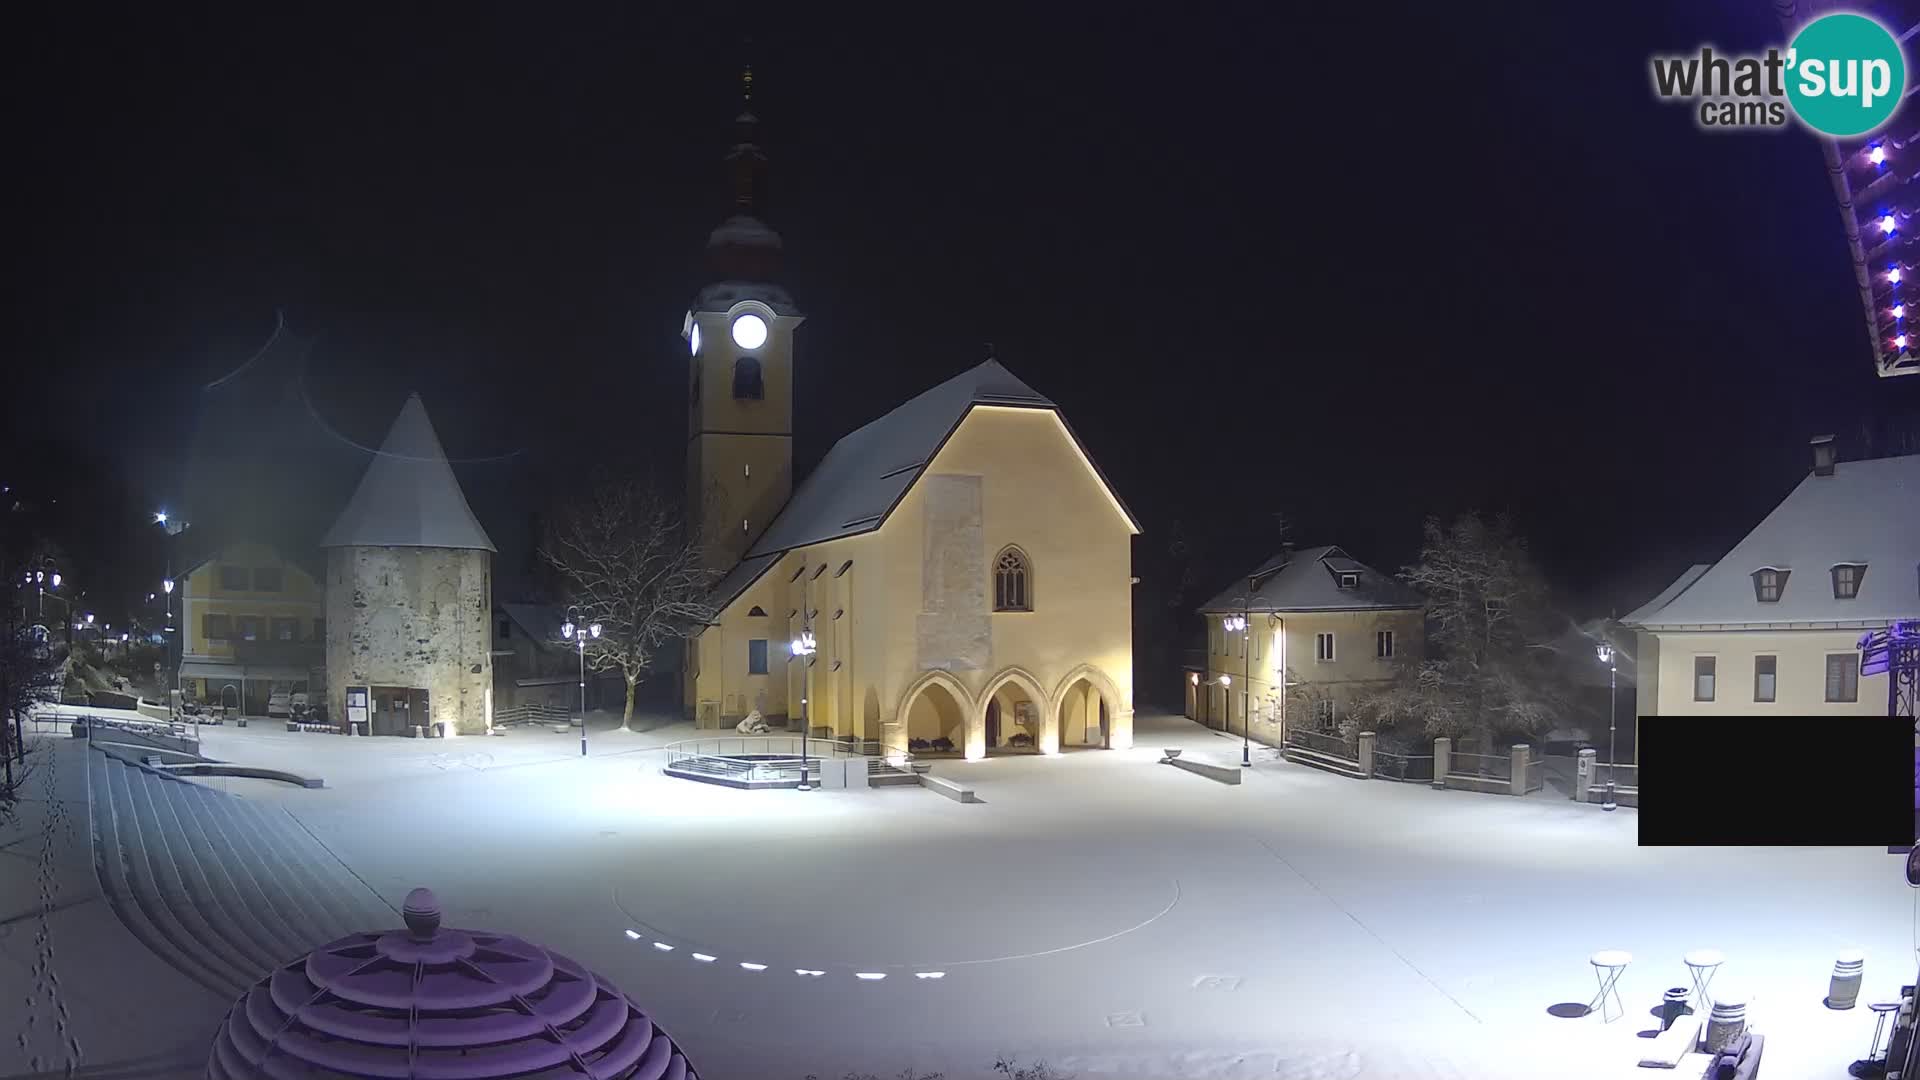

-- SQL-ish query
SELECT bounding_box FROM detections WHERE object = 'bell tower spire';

[685,58,803,572]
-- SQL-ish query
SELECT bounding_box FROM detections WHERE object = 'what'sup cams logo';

[1652,12,1906,136]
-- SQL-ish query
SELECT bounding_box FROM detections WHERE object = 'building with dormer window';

[1623,437,1920,716]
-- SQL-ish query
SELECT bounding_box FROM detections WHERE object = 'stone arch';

[979,666,1052,754]
[898,669,977,759]
[1050,664,1131,751]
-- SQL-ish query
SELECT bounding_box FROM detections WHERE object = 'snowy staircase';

[867,759,918,787]
[1281,745,1370,780]
[85,746,394,1002]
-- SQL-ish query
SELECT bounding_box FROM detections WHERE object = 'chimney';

[1811,434,1837,477]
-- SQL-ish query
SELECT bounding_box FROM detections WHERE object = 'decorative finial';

[402,887,442,940]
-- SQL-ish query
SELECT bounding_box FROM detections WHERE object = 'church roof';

[1622,452,1920,628]
[1197,545,1426,614]
[321,395,497,552]
[706,360,1138,611]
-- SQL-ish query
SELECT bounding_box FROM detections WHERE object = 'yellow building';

[678,92,1139,759]
[1623,440,1917,719]
[177,540,326,715]
[1191,546,1425,746]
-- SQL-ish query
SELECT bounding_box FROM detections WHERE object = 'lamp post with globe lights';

[790,625,817,790]
[561,607,600,758]
[1223,614,1253,766]
[1596,639,1619,812]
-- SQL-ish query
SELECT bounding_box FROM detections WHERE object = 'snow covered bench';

[1168,755,1242,785]
[919,774,976,803]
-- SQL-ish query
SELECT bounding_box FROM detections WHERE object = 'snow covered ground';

[15,710,1919,1079]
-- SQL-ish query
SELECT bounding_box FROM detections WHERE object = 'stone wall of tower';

[325,546,493,735]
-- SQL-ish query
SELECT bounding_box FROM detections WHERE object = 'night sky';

[11,3,1920,693]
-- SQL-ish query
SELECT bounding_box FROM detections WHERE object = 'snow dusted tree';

[539,473,719,730]
[1346,513,1570,744]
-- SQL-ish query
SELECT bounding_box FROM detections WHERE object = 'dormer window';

[1336,572,1358,589]
[1831,563,1866,600]
[1751,567,1789,603]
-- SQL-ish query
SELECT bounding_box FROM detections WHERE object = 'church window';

[836,560,853,577]
[747,606,767,617]
[833,609,844,619]
[747,639,769,675]
[733,356,764,400]
[790,564,805,583]
[993,547,1032,612]
[812,564,827,580]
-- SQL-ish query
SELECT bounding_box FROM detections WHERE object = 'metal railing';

[1447,750,1512,781]
[493,702,572,728]
[1285,726,1358,761]
[1373,751,1434,783]
[1591,758,1639,794]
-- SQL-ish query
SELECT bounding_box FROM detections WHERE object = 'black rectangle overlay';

[1638,716,1912,846]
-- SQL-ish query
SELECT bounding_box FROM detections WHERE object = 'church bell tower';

[685,63,802,571]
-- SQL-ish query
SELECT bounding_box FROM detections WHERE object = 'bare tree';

[539,473,719,730]
[1347,513,1570,743]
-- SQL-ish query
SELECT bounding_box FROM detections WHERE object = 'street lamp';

[1596,639,1618,812]
[561,607,600,758]
[1224,612,1253,767]
[790,626,817,790]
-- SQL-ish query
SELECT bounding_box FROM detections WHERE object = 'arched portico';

[979,666,1052,755]
[899,670,977,759]
[1050,664,1132,751]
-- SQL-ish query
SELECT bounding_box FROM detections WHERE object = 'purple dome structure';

[208,888,698,1080]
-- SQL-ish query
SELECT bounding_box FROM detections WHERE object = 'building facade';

[1191,546,1425,745]
[322,395,496,737]
[1623,440,1919,718]
[176,540,325,715]
[679,85,1140,759]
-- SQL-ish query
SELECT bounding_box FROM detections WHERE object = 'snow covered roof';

[1198,546,1426,614]
[321,395,497,552]
[692,280,800,316]
[498,603,565,645]
[1620,564,1712,626]
[1622,453,1920,628]
[705,360,1139,612]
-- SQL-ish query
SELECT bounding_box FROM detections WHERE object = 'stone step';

[1282,745,1369,779]
[173,782,323,962]
[151,770,310,972]
[869,772,921,787]
[115,760,263,989]
[87,752,244,1000]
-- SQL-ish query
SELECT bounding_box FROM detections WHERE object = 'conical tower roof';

[321,395,496,552]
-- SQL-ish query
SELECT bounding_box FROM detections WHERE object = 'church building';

[681,77,1140,760]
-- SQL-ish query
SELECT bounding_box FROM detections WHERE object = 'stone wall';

[325,546,493,735]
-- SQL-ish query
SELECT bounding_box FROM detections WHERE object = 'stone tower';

[684,64,804,571]
[321,395,496,737]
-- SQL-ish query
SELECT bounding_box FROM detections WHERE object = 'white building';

[1623,438,1919,718]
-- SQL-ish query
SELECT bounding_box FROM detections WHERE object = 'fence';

[492,702,573,728]
[1372,750,1434,783]
[1286,726,1357,760]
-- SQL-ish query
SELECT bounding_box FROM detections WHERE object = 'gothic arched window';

[733,356,764,400]
[993,547,1032,612]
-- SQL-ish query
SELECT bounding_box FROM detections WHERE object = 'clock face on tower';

[731,313,768,350]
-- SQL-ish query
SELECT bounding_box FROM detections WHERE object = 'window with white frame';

[1751,568,1788,602]
[1315,632,1335,662]
[1375,630,1394,659]
[1831,563,1866,599]
[1693,656,1716,701]
[1825,653,1860,702]
[1753,655,1776,703]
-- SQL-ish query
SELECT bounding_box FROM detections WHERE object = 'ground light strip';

[612,878,1180,973]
